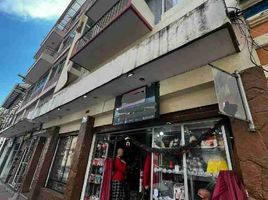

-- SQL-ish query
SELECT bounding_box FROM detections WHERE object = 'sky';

[0,0,71,105]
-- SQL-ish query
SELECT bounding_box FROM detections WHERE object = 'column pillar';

[64,116,95,200]
[28,127,59,200]
[231,66,268,199]
[20,137,46,193]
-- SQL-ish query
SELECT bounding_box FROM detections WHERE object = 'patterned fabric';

[111,180,125,200]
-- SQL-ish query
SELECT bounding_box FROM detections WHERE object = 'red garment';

[212,171,247,200]
[112,157,126,182]
[100,158,113,200]
[143,154,151,187]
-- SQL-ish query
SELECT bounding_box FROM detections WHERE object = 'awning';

[0,119,41,138]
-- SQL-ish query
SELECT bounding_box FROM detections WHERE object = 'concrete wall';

[35,0,231,120]
[43,40,256,130]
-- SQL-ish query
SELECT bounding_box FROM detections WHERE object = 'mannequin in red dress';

[111,148,126,200]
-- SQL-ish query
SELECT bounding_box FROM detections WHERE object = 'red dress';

[112,157,126,182]
[212,171,247,200]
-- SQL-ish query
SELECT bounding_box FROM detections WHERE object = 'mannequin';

[111,148,126,200]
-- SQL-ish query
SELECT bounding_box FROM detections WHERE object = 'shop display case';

[151,119,232,200]
[81,119,232,200]
[83,136,109,200]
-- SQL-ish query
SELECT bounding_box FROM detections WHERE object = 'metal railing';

[74,0,130,54]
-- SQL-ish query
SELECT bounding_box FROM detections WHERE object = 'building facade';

[0,0,268,199]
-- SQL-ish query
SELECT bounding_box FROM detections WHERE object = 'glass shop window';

[184,121,230,200]
[83,135,110,200]
[46,134,78,193]
[152,119,232,200]
[152,125,185,200]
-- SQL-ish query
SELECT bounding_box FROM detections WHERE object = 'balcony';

[32,0,240,123]
[25,48,57,84]
[71,0,154,70]
[0,109,40,138]
[34,27,64,59]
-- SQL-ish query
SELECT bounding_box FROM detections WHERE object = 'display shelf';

[187,174,215,182]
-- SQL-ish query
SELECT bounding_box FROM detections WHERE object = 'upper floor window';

[59,24,78,55]
[146,0,182,23]
[46,134,78,193]
[164,0,181,12]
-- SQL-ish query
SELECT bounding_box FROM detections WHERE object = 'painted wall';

[43,40,257,130]
[37,0,231,121]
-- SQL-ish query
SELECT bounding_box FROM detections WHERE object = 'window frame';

[45,132,78,194]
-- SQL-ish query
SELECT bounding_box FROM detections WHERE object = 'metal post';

[235,71,256,132]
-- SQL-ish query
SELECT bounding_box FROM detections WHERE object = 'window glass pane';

[184,120,230,200]
[164,0,181,12]
[84,136,109,200]
[47,134,78,193]
[152,125,185,200]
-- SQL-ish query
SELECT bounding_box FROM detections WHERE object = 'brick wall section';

[28,127,61,200]
[250,20,268,67]
[256,45,268,65]
[231,66,268,200]
[21,137,46,193]
[251,21,268,38]
[64,116,95,200]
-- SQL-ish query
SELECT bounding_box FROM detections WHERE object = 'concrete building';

[0,0,268,199]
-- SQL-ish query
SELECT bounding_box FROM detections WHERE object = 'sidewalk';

[0,182,12,200]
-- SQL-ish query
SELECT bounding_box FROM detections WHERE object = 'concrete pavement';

[0,182,12,200]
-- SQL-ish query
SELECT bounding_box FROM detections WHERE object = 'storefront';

[81,118,233,200]
[6,135,39,190]
[0,137,23,182]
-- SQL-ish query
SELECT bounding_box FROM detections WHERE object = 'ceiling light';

[139,77,145,82]
[160,131,164,136]
[83,95,87,98]
[57,108,61,111]
[127,73,134,77]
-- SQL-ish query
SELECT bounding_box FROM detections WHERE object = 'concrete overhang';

[25,49,56,84]
[71,0,154,70]
[0,119,41,138]
[34,27,64,60]
[32,0,240,123]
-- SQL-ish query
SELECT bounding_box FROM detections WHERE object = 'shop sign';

[113,83,159,125]
[211,65,255,131]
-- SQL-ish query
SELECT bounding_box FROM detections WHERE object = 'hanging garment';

[100,158,113,200]
[143,154,151,188]
[212,171,247,200]
[111,157,126,200]
[112,157,126,182]
[111,180,125,200]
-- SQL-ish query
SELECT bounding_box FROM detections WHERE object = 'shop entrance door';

[81,118,233,200]
[81,129,153,200]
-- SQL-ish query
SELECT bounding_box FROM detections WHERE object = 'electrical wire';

[234,17,259,66]
[231,16,268,74]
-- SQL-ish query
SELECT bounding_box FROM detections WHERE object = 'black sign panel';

[113,83,159,125]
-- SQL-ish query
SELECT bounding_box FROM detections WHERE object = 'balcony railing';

[74,0,130,54]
